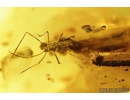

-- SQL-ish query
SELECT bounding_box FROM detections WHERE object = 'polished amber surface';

[0,8,130,92]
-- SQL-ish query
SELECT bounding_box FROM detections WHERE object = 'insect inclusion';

[9,31,82,74]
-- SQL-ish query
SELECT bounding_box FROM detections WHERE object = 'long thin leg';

[54,51,60,64]
[56,33,63,43]
[38,31,49,44]
[10,32,42,61]
[39,32,62,64]
[20,52,47,74]
[9,51,44,58]
[51,33,63,64]
[39,32,63,64]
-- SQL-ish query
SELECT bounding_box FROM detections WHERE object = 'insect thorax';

[39,42,48,50]
[39,37,83,53]
[56,40,71,53]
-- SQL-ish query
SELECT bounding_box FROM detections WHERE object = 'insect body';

[40,33,75,55]
[9,31,82,74]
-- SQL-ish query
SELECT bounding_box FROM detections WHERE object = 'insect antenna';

[10,32,42,61]
[20,52,47,74]
[38,31,49,44]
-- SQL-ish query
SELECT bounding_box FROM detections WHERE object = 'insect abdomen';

[68,41,83,53]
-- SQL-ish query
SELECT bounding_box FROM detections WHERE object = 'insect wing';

[1,47,33,81]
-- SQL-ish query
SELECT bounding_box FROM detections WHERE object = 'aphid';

[81,25,106,33]
[9,31,82,74]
